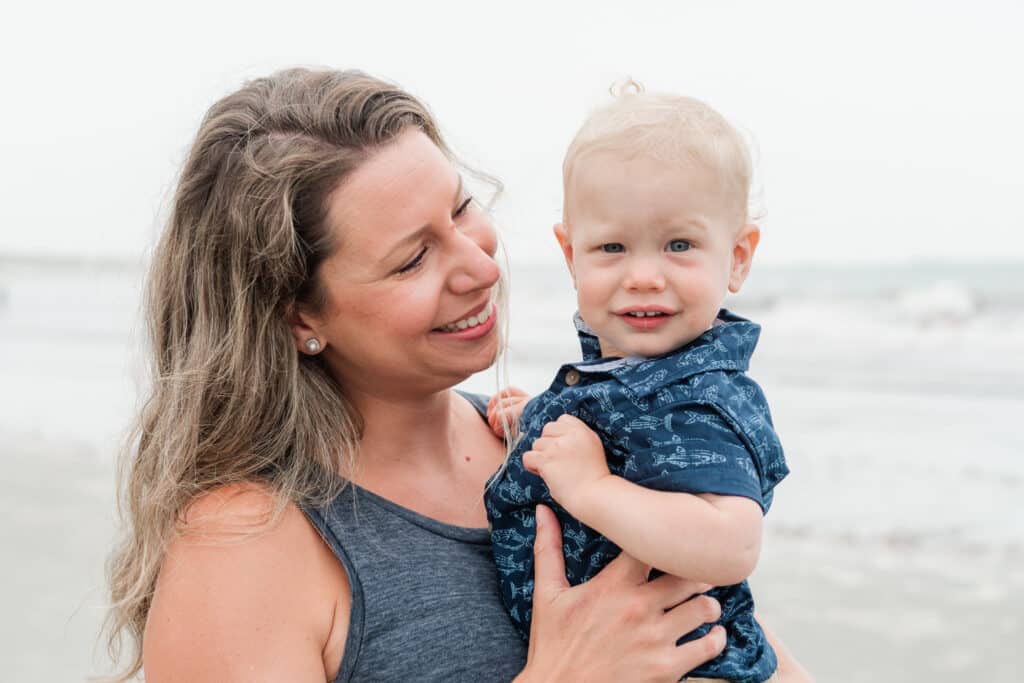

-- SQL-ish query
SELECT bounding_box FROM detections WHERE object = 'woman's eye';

[601,243,625,254]
[454,196,474,218]
[397,247,428,274]
[667,239,691,253]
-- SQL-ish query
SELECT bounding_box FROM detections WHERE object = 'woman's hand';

[516,505,726,682]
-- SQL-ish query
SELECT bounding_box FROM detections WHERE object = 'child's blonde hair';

[563,80,754,223]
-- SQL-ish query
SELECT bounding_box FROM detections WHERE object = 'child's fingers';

[554,413,586,427]
[499,395,527,411]
[494,387,527,402]
[522,449,543,475]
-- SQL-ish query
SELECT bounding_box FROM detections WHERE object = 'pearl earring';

[304,338,321,354]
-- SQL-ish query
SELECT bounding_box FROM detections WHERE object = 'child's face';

[557,151,758,358]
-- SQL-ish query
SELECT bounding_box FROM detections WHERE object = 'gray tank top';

[302,394,528,682]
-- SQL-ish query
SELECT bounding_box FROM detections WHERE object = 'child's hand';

[522,414,610,514]
[486,387,530,439]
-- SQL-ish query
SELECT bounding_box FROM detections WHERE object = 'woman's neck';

[343,387,502,527]
[352,389,458,470]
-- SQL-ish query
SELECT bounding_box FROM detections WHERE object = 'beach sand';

[3,260,1021,680]
[3,384,1021,681]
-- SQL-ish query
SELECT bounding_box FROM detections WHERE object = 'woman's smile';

[434,300,497,336]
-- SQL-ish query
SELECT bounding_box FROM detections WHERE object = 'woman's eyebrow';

[381,175,464,263]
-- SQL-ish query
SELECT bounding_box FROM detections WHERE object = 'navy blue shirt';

[485,310,788,683]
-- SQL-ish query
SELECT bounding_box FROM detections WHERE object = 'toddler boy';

[485,86,789,683]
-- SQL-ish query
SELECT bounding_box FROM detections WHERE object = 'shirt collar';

[571,309,761,380]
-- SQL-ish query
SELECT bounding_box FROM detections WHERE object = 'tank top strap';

[456,389,489,419]
[301,390,526,681]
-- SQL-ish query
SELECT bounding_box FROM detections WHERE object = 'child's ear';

[553,222,577,288]
[728,223,760,293]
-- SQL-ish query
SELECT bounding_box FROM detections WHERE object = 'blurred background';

[1,1,1021,680]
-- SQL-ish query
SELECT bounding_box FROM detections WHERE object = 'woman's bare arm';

[144,489,726,683]
[756,612,813,682]
[143,485,349,683]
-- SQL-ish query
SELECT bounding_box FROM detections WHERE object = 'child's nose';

[624,259,666,292]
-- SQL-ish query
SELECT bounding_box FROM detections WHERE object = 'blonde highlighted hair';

[563,79,755,222]
[104,67,502,681]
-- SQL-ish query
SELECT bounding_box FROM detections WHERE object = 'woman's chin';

[439,346,500,386]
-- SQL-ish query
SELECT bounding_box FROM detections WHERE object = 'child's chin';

[618,340,675,358]
[627,334,700,357]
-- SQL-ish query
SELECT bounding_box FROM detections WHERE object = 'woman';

[106,68,808,682]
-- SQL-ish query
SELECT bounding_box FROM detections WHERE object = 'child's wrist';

[564,473,618,524]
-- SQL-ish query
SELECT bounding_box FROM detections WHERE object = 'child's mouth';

[619,311,673,329]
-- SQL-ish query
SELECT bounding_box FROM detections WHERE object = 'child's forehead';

[566,151,744,224]
[569,148,724,194]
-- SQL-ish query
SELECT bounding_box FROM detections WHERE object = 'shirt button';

[564,369,581,386]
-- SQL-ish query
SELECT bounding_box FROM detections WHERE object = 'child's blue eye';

[667,239,691,253]
[601,243,625,253]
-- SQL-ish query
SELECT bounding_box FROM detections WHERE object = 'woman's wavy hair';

[103,67,503,680]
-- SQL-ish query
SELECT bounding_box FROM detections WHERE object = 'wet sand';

[3,409,1021,681]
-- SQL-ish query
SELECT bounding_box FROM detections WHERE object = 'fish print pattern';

[485,310,788,683]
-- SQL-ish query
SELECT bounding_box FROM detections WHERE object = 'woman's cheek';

[396,273,447,327]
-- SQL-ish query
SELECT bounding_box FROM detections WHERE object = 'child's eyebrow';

[665,218,710,235]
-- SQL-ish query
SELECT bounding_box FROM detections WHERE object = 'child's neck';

[597,339,629,359]
[597,320,719,359]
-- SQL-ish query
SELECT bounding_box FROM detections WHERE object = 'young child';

[484,86,789,683]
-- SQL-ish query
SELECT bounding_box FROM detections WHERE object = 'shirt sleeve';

[614,402,768,512]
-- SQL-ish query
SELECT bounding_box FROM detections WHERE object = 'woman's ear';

[287,303,325,355]
[728,223,761,293]
[553,223,577,288]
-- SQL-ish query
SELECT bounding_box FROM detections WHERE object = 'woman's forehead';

[324,129,458,254]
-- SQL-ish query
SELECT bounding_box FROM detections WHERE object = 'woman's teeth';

[440,305,492,332]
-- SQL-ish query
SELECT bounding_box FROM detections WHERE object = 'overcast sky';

[2,0,1022,266]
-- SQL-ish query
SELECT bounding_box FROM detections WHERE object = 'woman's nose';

[448,219,500,294]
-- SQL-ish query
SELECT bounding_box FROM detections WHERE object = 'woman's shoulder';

[144,482,350,681]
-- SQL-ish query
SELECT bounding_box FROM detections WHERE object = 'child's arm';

[486,387,531,438]
[523,414,763,586]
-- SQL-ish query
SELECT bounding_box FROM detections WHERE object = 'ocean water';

[1,255,1021,680]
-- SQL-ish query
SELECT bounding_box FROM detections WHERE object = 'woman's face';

[298,129,501,399]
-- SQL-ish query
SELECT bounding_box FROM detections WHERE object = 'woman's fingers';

[531,505,568,595]
[526,542,728,681]
[671,625,727,674]
[642,574,713,611]
[664,593,722,638]
[593,548,652,587]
